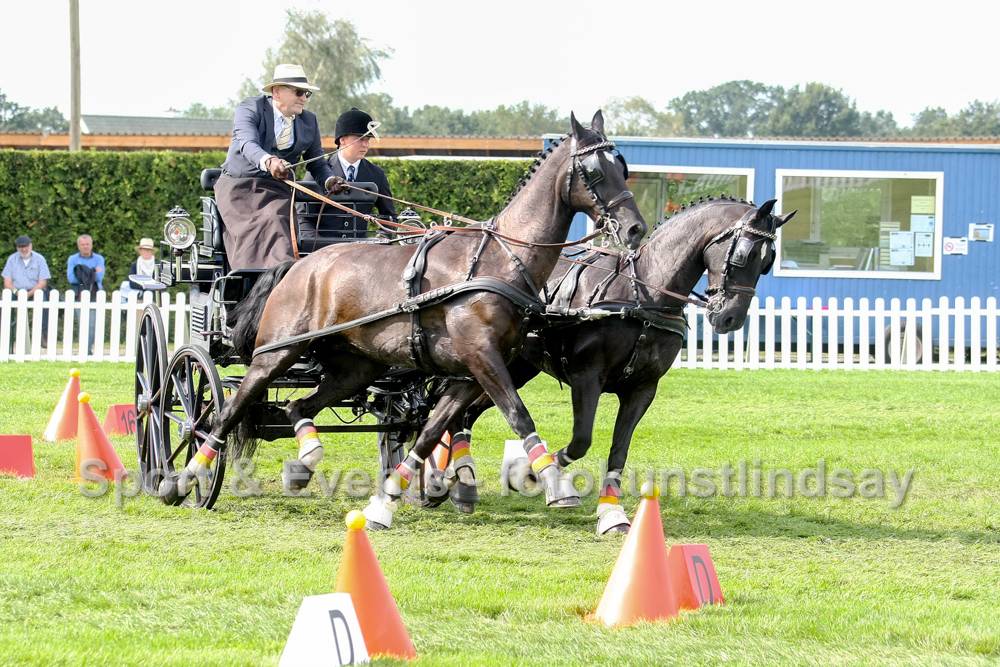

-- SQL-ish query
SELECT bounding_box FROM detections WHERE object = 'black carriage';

[133,169,439,509]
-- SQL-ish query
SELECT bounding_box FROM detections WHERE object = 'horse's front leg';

[464,345,580,508]
[597,382,658,535]
[365,379,484,529]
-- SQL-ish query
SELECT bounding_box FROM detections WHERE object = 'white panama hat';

[261,64,321,94]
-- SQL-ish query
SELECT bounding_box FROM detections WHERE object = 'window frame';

[774,168,944,280]
[575,164,756,234]
[628,164,755,218]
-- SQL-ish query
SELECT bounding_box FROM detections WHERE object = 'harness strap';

[251,277,545,358]
[402,231,450,371]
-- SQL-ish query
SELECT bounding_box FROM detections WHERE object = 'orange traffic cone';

[335,511,416,660]
[593,483,680,627]
[43,368,81,442]
[431,432,451,470]
[75,392,126,482]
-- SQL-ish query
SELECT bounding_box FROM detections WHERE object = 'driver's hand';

[325,175,349,194]
[267,157,292,180]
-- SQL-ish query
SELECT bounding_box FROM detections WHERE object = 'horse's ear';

[755,199,777,220]
[775,209,797,227]
[591,109,605,134]
[570,111,585,138]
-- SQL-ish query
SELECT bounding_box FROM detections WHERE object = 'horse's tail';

[229,259,296,364]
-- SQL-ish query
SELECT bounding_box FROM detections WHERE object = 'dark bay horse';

[161,111,648,528]
[430,198,795,533]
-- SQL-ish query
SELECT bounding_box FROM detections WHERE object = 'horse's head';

[565,110,647,249]
[703,199,796,332]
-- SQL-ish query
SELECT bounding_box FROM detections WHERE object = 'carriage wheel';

[135,304,168,494]
[158,345,227,509]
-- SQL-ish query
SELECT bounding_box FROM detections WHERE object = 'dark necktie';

[346,165,356,182]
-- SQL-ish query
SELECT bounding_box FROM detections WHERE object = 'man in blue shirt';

[66,234,105,355]
[2,235,51,352]
[66,234,104,292]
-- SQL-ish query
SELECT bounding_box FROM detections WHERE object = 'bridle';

[563,138,635,247]
[703,209,777,311]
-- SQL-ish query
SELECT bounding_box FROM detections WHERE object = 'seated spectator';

[2,235,51,351]
[3,235,49,296]
[128,237,157,291]
[67,234,105,294]
[66,234,105,355]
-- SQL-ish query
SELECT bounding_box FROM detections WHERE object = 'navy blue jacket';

[221,95,334,187]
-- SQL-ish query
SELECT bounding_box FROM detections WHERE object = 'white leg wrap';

[363,494,398,529]
[294,420,324,470]
[539,465,581,507]
[298,445,324,471]
[501,439,537,493]
[596,502,631,535]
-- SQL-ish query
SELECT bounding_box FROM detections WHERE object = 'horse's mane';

[647,195,756,238]
[502,128,606,208]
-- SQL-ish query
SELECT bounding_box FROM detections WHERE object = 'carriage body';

[133,169,436,509]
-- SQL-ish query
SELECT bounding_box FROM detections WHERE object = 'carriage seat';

[196,169,381,257]
[200,169,226,252]
[295,181,379,253]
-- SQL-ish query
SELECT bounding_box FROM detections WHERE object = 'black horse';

[160,111,648,529]
[430,198,795,533]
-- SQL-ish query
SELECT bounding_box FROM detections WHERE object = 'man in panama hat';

[216,64,337,268]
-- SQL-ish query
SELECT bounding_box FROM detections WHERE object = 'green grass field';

[1,363,998,665]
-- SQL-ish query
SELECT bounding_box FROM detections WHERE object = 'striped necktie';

[276,115,294,150]
[346,165,356,182]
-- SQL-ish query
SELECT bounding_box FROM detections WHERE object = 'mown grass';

[0,363,998,665]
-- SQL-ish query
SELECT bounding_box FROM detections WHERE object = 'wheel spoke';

[192,398,215,429]
[166,438,188,464]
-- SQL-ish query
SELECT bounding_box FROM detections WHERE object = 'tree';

[0,90,68,132]
[910,107,956,136]
[239,10,392,130]
[467,102,564,136]
[669,80,784,137]
[764,83,862,137]
[603,96,683,136]
[955,100,1000,136]
[178,102,230,119]
[858,109,899,136]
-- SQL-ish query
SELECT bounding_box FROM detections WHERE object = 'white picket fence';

[1,289,997,371]
[0,289,190,363]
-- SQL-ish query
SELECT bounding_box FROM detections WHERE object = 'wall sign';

[943,237,969,255]
[968,223,994,242]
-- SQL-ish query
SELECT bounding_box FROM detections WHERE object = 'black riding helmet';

[335,107,373,145]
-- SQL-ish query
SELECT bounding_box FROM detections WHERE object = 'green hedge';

[0,150,530,289]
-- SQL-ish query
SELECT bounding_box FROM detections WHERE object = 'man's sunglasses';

[288,87,312,99]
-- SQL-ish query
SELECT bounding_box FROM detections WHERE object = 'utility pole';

[69,0,81,151]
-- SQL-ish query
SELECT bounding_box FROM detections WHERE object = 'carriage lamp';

[163,206,197,251]
[397,208,425,229]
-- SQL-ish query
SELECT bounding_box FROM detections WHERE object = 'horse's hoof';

[547,496,582,509]
[422,492,451,509]
[451,480,479,505]
[157,473,187,506]
[599,523,630,535]
[367,520,389,531]
[452,501,476,514]
[282,460,314,493]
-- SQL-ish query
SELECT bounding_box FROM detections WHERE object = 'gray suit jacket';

[221,95,333,187]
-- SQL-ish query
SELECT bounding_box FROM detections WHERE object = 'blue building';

[559,136,1000,302]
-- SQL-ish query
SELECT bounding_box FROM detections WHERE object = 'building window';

[776,169,943,280]
[627,166,754,225]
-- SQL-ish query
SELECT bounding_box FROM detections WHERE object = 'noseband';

[563,138,635,246]
[703,209,777,310]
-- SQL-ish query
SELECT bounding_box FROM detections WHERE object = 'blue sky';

[2,0,994,127]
